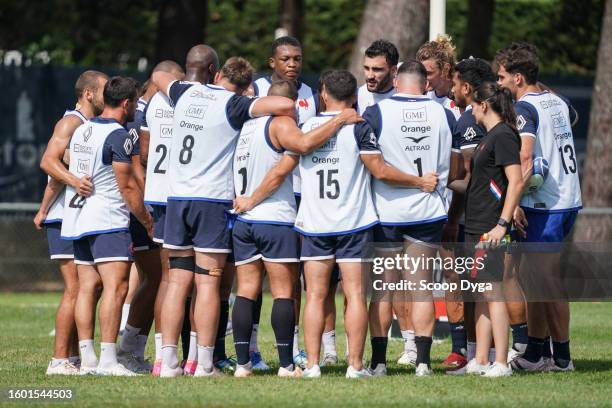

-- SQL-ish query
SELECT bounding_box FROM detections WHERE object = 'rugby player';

[251,35,319,368]
[366,60,461,377]
[357,39,398,115]
[495,43,582,372]
[230,80,362,377]
[36,70,108,375]
[61,76,153,376]
[152,55,296,378]
[298,69,439,378]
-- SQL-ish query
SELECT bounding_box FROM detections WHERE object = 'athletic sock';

[523,336,545,363]
[214,300,229,362]
[250,293,263,353]
[467,341,476,361]
[401,329,416,353]
[187,331,198,362]
[511,322,528,351]
[50,357,68,367]
[119,323,140,353]
[415,336,433,367]
[79,339,97,367]
[119,304,130,332]
[135,335,148,360]
[161,344,179,369]
[542,336,552,358]
[232,296,255,365]
[68,355,80,365]
[154,333,162,361]
[180,297,191,361]
[293,326,300,357]
[488,348,496,363]
[197,345,214,371]
[322,330,337,357]
[271,298,295,369]
[370,337,388,369]
[552,340,571,368]
[449,322,467,356]
[99,342,118,369]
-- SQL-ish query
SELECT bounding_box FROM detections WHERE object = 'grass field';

[1,293,612,407]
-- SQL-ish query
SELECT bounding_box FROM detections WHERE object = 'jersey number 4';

[316,169,340,199]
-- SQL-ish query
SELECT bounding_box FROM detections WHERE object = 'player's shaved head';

[395,59,428,93]
[153,60,184,76]
[75,70,108,100]
[268,80,298,101]
[185,44,219,83]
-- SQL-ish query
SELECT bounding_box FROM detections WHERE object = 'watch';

[497,218,510,228]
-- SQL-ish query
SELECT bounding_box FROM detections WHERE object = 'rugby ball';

[523,156,549,195]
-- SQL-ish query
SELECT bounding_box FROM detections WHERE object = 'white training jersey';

[364,93,452,225]
[44,109,87,224]
[515,90,582,212]
[357,84,395,115]
[165,81,256,202]
[61,117,134,239]
[233,116,297,225]
[253,76,318,195]
[427,89,461,120]
[142,91,174,205]
[294,112,380,235]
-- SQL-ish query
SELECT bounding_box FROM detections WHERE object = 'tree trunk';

[279,0,304,42]
[460,0,494,60]
[572,0,612,241]
[348,0,429,84]
[154,0,207,66]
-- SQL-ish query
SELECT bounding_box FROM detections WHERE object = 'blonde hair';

[416,34,456,72]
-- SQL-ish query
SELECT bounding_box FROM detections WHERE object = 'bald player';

[36,70,108,375]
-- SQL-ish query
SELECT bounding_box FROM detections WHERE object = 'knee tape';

[169,256,195,271]
[195,265,223,277]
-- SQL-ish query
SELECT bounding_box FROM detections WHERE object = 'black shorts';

[464,232,505,282]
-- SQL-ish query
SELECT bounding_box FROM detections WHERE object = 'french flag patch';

[489,179,502,201]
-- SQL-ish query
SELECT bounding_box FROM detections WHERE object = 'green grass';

[1,293,612,407]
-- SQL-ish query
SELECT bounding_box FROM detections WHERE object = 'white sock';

[322,330,337,356]
[345,334,349,358]
[119,304,130,332]
[119,324,140,353]
[467,341,476,361]
[99,342,118,369]
[293,326,300,357]
[154,333,162,361]
[249,324,259,352]
[187,331,198,361]
[162,344,179,368]
[135,335,148,359]
[488,348,496,363]
[50,357,68,367]
[79,339,97,367]
[197,345,214,371]
[68,355,80,364]
[401,330,416,353]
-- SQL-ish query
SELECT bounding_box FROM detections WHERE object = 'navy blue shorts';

[129,213,158,252]
[73,231,133,265]
[300,229,373,262]
[374,220,445,250]
[232,220,300,265]
[164,200,232,253]
[519,209,578,252]
[151,205,166,244]
[45,222,74,260]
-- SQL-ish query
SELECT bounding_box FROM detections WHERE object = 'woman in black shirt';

[464,82,523,377]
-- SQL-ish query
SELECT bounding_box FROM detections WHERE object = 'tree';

[155,0,207,66]
[460,0,494,59]
[348,0,429,83]
[572,0,612,241]
[279,0,304,42]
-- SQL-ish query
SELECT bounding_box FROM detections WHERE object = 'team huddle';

[34,34,582,379]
